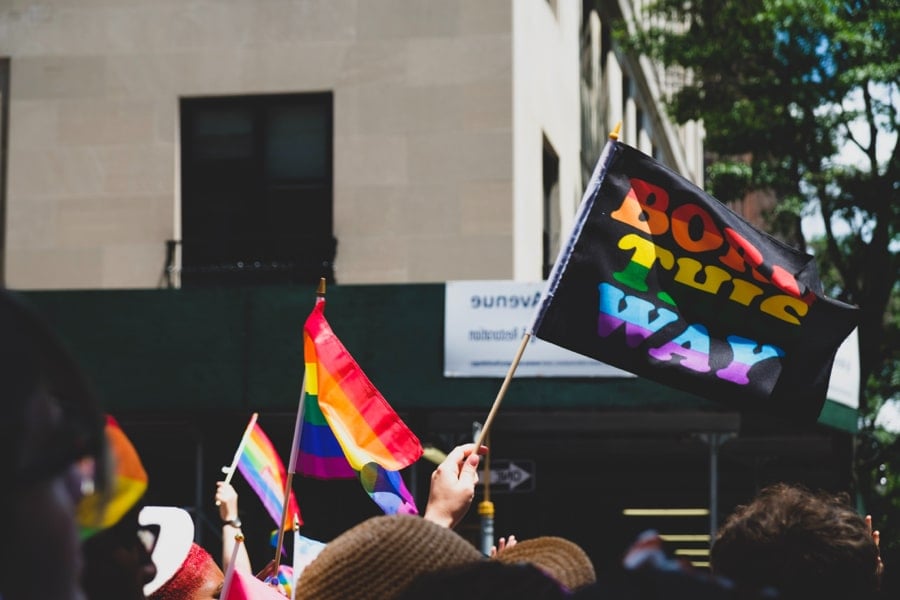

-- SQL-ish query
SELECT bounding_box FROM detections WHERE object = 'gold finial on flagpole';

[609,122,622,141]
[317,277,327,296]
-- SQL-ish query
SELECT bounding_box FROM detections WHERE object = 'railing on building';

[162,237,337,288]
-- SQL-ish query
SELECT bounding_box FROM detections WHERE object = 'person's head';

[710,483,880,600]
[296,514,485,600]
[141,506,224,600]
[82,504,158,600]
[149,543,224,600]
[572,529,783,600]
[492,535,596,592]
[0,289,106,600]
[398,560,569,600]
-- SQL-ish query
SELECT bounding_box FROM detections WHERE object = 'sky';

[800,83,898,242]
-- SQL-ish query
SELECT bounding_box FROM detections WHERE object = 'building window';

[600,19,611,73]
[179,93,335,287]
[542,136,560,280]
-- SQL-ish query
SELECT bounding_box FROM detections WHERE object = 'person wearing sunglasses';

[0,289,107,600]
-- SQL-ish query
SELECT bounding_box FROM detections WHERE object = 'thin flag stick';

[217,413,259,507]
[273,371,306,572]
[219,532,245,600]
[287,372,308,476]
[473,332,530,450]
[274,277,326,571]
[272,471,295,572]
[291,516,301,600]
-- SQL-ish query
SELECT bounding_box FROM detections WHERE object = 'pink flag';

[223,570,288,600]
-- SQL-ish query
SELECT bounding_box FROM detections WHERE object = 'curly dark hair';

[710,483,880,600]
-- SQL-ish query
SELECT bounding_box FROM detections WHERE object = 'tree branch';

[843,122,868,155]
[817,184,856,298]
[862,83,880,175]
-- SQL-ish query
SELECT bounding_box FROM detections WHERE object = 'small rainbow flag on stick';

[231,413,301,529]
[295,294,422,514]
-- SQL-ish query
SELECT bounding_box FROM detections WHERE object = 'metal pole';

[195,432,204,545]
[700,432,734,547]
[475,424,494,556]
[709,433,719,544]
[479,499,494,556]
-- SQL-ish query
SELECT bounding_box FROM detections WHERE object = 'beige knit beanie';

[296,515,484,600]
[493,535,596,591]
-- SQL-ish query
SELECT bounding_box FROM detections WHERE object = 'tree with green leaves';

[618,0,898,544]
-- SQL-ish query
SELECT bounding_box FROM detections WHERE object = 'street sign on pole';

[476,459,535,493]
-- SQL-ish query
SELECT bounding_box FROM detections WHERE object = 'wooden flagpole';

[287,375,308,477]
[473,332,530,450]
[273,278,326,571]
[271,482,293,571]
[474,123,622,451]
[272,376,305,572]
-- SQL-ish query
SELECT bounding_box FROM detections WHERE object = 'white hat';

[139,506,195,597]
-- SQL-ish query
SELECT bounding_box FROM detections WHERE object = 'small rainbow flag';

[295,296,422,513]
[77,415,148,538]
[235,417,301,529]
[263,565,295,598]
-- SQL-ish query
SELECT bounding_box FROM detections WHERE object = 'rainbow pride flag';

[297,394,355,479]
[295,296,422,513]
[359,462,418,515]
[77,416,148,538]
[298,296,422,472]
[236,418,301,529]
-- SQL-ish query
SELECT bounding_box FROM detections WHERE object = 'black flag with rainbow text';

[531,141,858,423]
